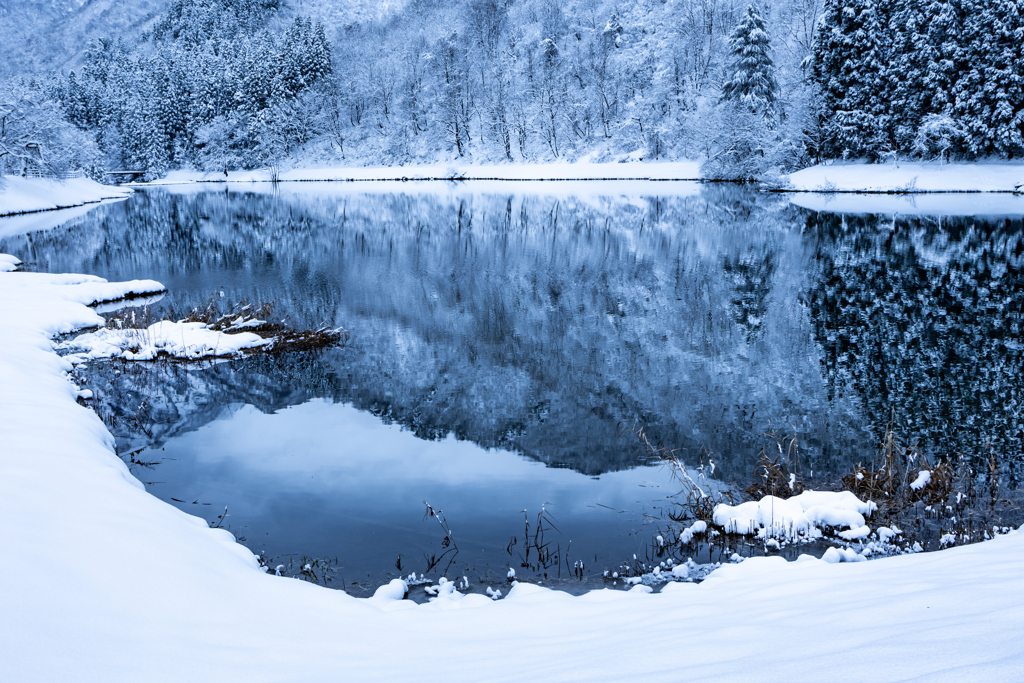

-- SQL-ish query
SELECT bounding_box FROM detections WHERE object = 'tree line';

[1,0,1022,181]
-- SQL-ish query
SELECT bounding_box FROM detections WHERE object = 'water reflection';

[146,398,676,586]
[2,184,1021,482]
[2,185,1024,581]
[805,210,1024,484]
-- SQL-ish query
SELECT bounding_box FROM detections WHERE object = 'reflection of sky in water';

[147,399,678,585]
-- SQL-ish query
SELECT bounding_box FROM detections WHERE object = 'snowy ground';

[0,176,133,217]
[789,192,1024,216]
[139,160,1024,196]
[787,161,1024,193]
[2,253,1024,682]
[141,160,703,184]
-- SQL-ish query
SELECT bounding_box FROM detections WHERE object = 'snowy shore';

[787,161,1024,193]
[2,255,1023,681]
[0,176,133,217]
[140,160,704,184]
[135,160,1024,195]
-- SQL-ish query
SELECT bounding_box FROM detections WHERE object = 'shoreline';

[4,161,1022,220]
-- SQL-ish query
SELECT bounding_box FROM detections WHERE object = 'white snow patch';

[788,192,1024,217]
[713,491,877,539]
[678,519,708,545]
[61,320,269,360]
[0,176,133,216]
[910,470,932,491]
[787,161,1024,193]
[821,547,867,564]
[0,253,21,272]
[369,579,408,603]
[143,161,702,185]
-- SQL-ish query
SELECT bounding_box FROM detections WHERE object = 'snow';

[0,253,20,272]
[788,191,1024,216]
[911,470,932,491]
[1,254,1024,682]
[713,491,878,539]
[141,160,703,185]
[61,320,269,361]
[821,547,867,564]
[0,176,133,217]
[787,161,1024,193]
[678,519,708,544]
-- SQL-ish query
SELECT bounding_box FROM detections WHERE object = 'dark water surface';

[2,182,1022,591]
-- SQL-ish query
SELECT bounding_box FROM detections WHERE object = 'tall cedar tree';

[721,4,779,116]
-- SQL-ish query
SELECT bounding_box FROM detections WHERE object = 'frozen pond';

[2,182,1022,591]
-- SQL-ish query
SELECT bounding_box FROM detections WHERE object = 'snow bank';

[144,160,702,185]
[713,490,878,540]
[2,254,1024,682]
[62,320,269,361]
[0,176,133,217]
[787,161,1024,193]
[788,191,1024,216]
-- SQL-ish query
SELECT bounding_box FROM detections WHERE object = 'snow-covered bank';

[139,160,703,185]
[0,176,133,217]
[2,256,1024,682]
[789,192,1024,216]
[143,161,1024,197]
[787,161,1024,193]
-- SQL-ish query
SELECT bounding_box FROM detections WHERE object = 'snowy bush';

[913,115,965,163]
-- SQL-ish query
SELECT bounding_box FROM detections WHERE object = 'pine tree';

[721,4,778,116]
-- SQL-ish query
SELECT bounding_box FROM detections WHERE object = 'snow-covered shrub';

[912,114,964,163]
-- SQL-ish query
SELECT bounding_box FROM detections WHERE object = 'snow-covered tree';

[0,81,102,178]
[721,4,779,116]
[811,0,892,158]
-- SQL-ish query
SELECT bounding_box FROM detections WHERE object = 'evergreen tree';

[721,4,778,116]
[951,0,1024,156]
[811,0,892,157]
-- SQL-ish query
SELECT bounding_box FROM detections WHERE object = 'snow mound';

[370,579,408,603]
[821,547,867,564]
[713,490,877,540]
[62,320,269,360]
[678,520,707,545]
[0,253,21,272]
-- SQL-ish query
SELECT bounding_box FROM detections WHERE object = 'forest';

[1,0,1023,180]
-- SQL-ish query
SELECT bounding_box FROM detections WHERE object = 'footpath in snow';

[0,176,133,217]
[1,253,1024,682]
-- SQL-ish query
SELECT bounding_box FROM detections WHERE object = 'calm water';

[3,183,1022,591]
